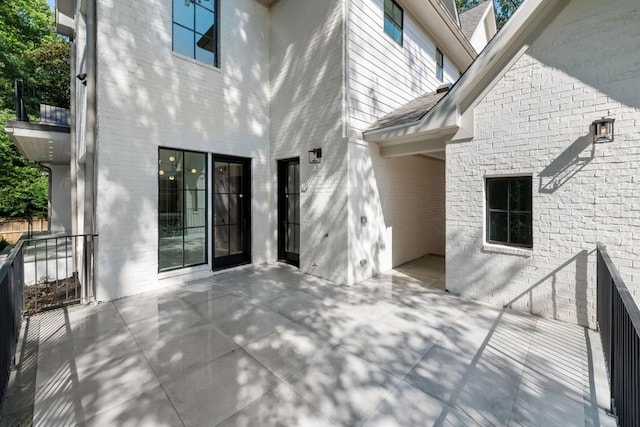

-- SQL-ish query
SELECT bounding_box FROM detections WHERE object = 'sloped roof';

[459,1,491,40]
[366,91,448,132]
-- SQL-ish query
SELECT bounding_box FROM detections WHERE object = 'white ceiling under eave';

[56,0,75,38]
[4,122,71,165]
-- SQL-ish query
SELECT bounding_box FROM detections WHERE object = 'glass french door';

[278,158,300,267]
[213,155,251,270]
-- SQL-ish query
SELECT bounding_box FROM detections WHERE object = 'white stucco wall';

[93,0,271,300]
[47,164,72,232]
[270,0,348,284]
[447,0,640,327]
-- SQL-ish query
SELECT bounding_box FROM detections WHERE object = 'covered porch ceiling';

[4,121,70,164]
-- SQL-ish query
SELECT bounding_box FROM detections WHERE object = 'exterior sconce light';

[593,117,615,143]
[308,148,322,164]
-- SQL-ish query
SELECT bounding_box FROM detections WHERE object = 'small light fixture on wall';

[592,117,615,143]
[308,148,322,164]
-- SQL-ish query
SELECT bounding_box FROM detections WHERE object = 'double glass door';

[213,155,251,270]
[278,158,300,266]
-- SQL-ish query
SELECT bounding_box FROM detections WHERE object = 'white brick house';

[365,0,640,328]
[8,0,493,302]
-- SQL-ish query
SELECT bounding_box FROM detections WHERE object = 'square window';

[173,0,218,67]
[486,176,533,248]
[383,0,403,45]
[436,48,444,81]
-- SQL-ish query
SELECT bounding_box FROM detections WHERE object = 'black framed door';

[213,155,251,270]
[278,158,300,267]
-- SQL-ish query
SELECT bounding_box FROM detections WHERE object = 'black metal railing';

[21,234,97,315]
[597,243,640,427]
[14,79,70,127]
[0,241,25,406]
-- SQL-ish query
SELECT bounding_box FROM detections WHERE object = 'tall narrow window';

[436,48,444,81]
[486,176,533,248]
[172,0,218,66]
[159,148,207,271]
[384,0,403,45]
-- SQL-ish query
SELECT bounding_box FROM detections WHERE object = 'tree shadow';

[538,134,594,194]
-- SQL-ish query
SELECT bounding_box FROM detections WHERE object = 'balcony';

[1,256,625,425]
[3,80,71,165]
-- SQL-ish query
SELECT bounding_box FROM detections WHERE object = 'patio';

[4,264,614,426]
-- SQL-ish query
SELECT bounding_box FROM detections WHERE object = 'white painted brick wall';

[94,0,271,300]
[447,0,640,327]
[270,0,349,284]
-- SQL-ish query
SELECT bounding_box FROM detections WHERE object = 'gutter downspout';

[70,40,78,279]
[83,0,97,303]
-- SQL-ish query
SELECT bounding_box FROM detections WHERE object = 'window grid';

[172,0,218,67]
[486,177,533,248]
[384,0,403,45]
[436,48,444,81]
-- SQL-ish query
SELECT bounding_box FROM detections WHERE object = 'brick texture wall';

[447,0,640,327]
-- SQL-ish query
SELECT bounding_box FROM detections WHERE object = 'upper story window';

[436,48,444,81]
[384,0,403,45]
[486,176,533,248]
[172,0,218,67]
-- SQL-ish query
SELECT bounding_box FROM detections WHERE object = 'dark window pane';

[489,212,508,243]
[393,25,402,44]
[185,152,206,190]
[173,24,194,58]
[198,0,215,12]
[185,191,206,227]
[510,177,532,212]
[195,5,214,34]
[384,0,393,17]
[215,162,229,192]
[229,163,243,194]
[487,179,508,210]
[196,39,215,65]
[173,0,193,29]
[229,195,240,225]
[384,17,394,38]
[229,225,243,255]
[159,235,183,271]
[184,227,206,265]
[393,5,402,25]
[214,194,229,225]
[214,225,229,257]
[510,213,532,246]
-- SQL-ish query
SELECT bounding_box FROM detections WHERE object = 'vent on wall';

[436,83,453,94]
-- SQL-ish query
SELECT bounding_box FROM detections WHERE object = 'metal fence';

[0,241,24,406]
[14,79,70,126]
[597,243,640,427]
[22,234,96,314]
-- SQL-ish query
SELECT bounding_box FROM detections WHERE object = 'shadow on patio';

[1,264,615,426]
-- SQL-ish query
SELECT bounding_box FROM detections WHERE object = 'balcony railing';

[597,243,640,427]
[14,79,70,127]
[0,241,24,407]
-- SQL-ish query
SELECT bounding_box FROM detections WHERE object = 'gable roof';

[459,1,491,40]
[363,0,568,146]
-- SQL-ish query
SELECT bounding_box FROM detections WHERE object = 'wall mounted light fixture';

[593,117,615,143]
[308,148,322,164]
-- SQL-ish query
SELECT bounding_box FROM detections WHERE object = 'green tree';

[0,0,63,219]
[457,0,524,30]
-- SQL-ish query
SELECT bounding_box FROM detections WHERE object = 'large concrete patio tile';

[338,318,442,379]
[176,280,241,306]
[509,382,586,427]
[363,381,475,427]
[137,322,238,382]
[192,293,256,321]
[233,281,290,303]
[295,305,371,345]
[115,294,191,326]
[126,307,206,343]
[404,344,476,403]
[78,385,184,427]
[33,351,160,426]
[217,381,335,427]
[211,307,293,345]
[452,367,522,425]
[263,289,330,321]
[244,322,332,381]
[162,349,279,427]
[285,347,402,426]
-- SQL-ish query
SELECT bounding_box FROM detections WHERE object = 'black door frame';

[277,157,300,267]
[212,154,252,271]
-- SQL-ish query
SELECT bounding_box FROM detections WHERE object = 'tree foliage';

[457,0,524,30]
[0,0,65,219]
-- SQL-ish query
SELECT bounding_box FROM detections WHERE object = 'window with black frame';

[172,0,218,66]
[384,0,403,45]
[158,148,207,271]
[486,176,532,248]
[436,48,444,81]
